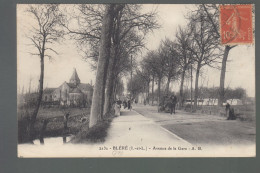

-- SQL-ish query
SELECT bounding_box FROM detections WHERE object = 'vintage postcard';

[17,4,255,157]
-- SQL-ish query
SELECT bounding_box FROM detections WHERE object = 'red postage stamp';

[220,4,253,45]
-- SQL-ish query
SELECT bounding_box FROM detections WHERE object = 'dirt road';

[133,104,256,146]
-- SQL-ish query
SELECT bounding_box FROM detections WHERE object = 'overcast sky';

[17,4,255,97]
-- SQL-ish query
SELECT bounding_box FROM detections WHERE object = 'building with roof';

[42,88,56,102]
[43,68,93,107]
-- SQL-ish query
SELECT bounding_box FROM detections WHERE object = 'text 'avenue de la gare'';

[99,146,202,151]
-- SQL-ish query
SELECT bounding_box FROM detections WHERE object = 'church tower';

[70,68,81,86]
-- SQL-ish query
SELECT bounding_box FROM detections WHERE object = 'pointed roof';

[69,68,81,85]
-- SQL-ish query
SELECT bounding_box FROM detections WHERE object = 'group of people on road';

[162,94,177,115]
[114,94,236,121]
[122,99,132,110]
[114,98,132,116]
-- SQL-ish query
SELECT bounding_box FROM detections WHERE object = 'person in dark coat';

[116,99,122,108]
[114,100,121,116]
[226,103,236,120]
[225,103,231,116]
[127,99,132,110]
[170,94,177,114]
[123,100,127,109]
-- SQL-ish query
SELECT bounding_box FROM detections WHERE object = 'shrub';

[71,116,114,143]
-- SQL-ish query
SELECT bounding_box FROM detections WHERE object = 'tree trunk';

[103,73,116,115]
[179,68,186,107]
[157,77,161,112]
[165,74,171,96]
[147,80,150,104]
[143,85,146,105]
[190,64,193,111]
[103,8,122,116]
[104,72,120,116]
[29,53,45,141]
[218,45,231,107]
[152,75,154,105]
[103,47,118,115]
[194,63,201,110]
[89,5,115,128]
[113,77,118,100]
[130,56,133,99]
[39,119,48,145]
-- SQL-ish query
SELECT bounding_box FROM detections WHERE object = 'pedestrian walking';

[127,99,132,111]
[114,99,121,116]
[170,94,177,114]
[116,98,122,108]
[123,100,127,109]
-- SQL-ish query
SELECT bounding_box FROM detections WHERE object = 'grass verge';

[70,114,115,144]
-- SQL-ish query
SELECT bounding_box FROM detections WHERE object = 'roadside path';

[105,109,191,146]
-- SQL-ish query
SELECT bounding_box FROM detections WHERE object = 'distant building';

[226,99,243,105]
[184,98,218,106]
[42,88,56,102]
[200,98,218,106]
[43,68,93,107]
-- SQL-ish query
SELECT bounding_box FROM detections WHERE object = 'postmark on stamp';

[220,4,253,45]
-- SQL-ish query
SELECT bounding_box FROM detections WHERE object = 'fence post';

[63,113,70,144]
[39,119,49,145]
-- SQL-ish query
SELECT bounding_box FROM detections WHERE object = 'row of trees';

[25,4,159,139]
[195,86,246,104]
[72,4,159,127]
[127,5,240,111]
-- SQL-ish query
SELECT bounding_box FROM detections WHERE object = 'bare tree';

[136,62,152,103]
[159,38,181,96]
[201,4,237,106]
[64,5,158,116]
[61,4,103,69]
[139,55,159,105]
[144,50,166,111]
[175,26,194,107]
[187,8,222,110]
[127,74,146,99]
[26,4,64,140]
[89,4,125,128]
[89,5,158,115]
[102,9,123,115]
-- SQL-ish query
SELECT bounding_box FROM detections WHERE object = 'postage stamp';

[220,4,253,45]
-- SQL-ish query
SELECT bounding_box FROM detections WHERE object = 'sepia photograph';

[17,4,255,157]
